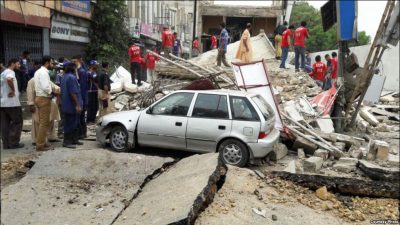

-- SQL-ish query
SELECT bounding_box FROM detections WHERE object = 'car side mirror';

[146,106,153,114]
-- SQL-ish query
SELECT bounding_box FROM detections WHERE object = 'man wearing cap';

[161,26,174,59]
[34,55,56,151]
[128,41,142,86]
[72,55,88,138]
[60,62,83,148]
[87,60,99,124]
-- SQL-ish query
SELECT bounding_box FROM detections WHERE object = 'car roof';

[174,89,256,97]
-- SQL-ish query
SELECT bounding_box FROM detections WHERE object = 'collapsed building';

[108,23,399,202]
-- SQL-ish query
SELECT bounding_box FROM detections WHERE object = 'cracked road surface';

[1,148,174,225]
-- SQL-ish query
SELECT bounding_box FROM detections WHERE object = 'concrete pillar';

[42,28,50,56]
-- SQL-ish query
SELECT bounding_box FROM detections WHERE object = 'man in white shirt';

[0,58,24,149]
[34,56,55,151]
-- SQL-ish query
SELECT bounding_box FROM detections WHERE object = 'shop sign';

[61,0,91,19]
[51,21,90,43]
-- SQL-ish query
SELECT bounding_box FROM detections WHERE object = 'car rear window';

[192,94,229,119]
[230,96,259,121]
[251,95,275,120]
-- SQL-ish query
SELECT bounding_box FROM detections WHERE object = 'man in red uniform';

[294,21,309,72]
[192,37,200,57]
[161,26,174,59]
[146,47,159,85]
[279,25,294,69]
[331,52,338,85]
[211,35,217,49]
[311,55,327,88]
[128,41,142,86]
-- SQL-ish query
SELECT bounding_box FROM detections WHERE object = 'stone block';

[316,116,335,133]
[349,146,364,159]
[315,186,329,200]
[374,140,389,161]
[293,137,318,155]
[314,149,329,161]
[360,108,379,127]
[333,157,358,173]
[335,134,356,149]
[333,142,346,151]
[297,148,306,159]
[303,157,323,173]
[270,143,288,161]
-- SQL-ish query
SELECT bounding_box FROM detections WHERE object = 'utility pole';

[192,0,197,41]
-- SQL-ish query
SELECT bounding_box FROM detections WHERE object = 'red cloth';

[294,26,309,48]
[312,62,327,81]
[128,44,141,62]
[162,30,174,47]
[193,39,199,49]
[146,52,159,70]
[211,36,217,48]
[281,29,292,47]
[331,57,338,79]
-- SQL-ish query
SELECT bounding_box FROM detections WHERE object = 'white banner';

[232,60,284,130]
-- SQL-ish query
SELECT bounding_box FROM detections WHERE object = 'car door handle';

[175,122,182,126]
[218,125,226,130]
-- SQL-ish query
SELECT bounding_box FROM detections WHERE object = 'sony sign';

[51,21,89,43]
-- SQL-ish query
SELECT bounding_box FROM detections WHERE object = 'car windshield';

[251,95,275,120]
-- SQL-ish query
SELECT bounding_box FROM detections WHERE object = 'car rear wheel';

[218,139,249,167]
[109,126,129,152]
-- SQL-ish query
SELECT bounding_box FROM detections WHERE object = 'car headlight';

[97,117,103,126]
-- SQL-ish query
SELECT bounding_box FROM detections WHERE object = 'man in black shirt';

[97,62,111,117]
[274,21,288,60]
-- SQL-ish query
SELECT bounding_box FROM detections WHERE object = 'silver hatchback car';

[96,90,280,166]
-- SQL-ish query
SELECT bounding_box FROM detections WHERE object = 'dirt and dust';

[1,156,36,189]
[196,166,399,225]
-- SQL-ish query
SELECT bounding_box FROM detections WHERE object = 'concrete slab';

[1,149,173,225]
[114,153,226,225]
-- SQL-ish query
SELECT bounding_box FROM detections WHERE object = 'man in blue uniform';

[72,55,88,139]
[60,62,83,148]
[86,60,99,124]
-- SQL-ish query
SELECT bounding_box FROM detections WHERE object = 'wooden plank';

[374,105,400,109]
[271,171,399,198]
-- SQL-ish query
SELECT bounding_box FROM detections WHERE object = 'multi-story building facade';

[0,0,92,63]
[125,0,211,55]
[199,0,287,52]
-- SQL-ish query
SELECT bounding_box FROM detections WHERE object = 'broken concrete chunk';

[348,146,364,159]
[333,157,358,173]
[358,160,399,181]
[360,108,379,127]
[333,142,346,152]
[113,153,227,225]
[356,115,369,132]
[316,116,335,133]
[314,149,329,161]
[303,157,323,173]
[293,137,318,155]
[335,134,356,149]
[284,160,296,173]
[380,95,395,102]
[270,143,288,161]
[297,148,306,159]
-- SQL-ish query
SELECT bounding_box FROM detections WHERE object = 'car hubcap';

[222,144,242,165]
[111,130,126,150]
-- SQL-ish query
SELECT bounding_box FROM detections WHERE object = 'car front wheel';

[109,126,129,152]
[218,139,249,167]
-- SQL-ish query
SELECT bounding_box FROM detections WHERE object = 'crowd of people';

[275,20,338,89]
[1,53,112,150]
